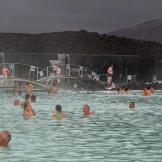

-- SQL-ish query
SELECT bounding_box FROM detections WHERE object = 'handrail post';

[36,66,39,81]
[47,66,49,78]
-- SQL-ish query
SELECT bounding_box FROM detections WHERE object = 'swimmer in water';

[146,86,154,94]
[25,82,33,95]
[116,87,128,94]
[150,87,154,94]
[123,87,128,94]
[142,87,151,96]
[14,99,20,106]
[12,81,17,97]
[23,101,36,118]
[0,130,12,147]
[49,82,58,95]
[82,104,94,117]
[129,102,135,109]
[52,104,66,120]
[22,93,36,118]
[116,87,121,93]
[21,94,31,108]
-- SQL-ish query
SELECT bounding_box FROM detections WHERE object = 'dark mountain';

[108,18,162,43]
[0,30,162,56]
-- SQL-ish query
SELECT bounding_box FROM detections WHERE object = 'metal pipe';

[47,66,49,78]
[37,66,39,81]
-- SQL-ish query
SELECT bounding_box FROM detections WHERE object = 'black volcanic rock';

[0,30,162,56]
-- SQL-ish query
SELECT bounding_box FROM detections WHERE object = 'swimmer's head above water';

[52,104,66,119]
[82,104,94,117]
[25,94,31,100]
[14,99,20,106]
[0,130,12,147]
[129,102,135,109]
[20,94,31,108]
[55,104,62,112]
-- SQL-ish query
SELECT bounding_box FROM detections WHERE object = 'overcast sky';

[0,0,162,33]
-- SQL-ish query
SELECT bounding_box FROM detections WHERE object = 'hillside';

[108,18,162,43]
[0,30,162,56]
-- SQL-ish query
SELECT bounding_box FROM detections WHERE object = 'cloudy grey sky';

[0,0,162,33]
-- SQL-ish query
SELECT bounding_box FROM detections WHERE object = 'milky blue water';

[0,90,162,162]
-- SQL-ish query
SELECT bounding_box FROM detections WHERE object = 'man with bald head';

[0,130,12,147]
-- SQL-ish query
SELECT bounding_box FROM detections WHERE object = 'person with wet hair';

[23,101,36,118]
[21,94,31,108]
[52,104,66,120]
[129,102,135,109]
[0,130,12,147]
[116,87,128,94]
[49,81,58,95]
[124,87,129,93]
[116,87,121,93]
[142,87,151,96]
[14,99,20,106]
[25,82,33,95]
[82,104,94,117]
